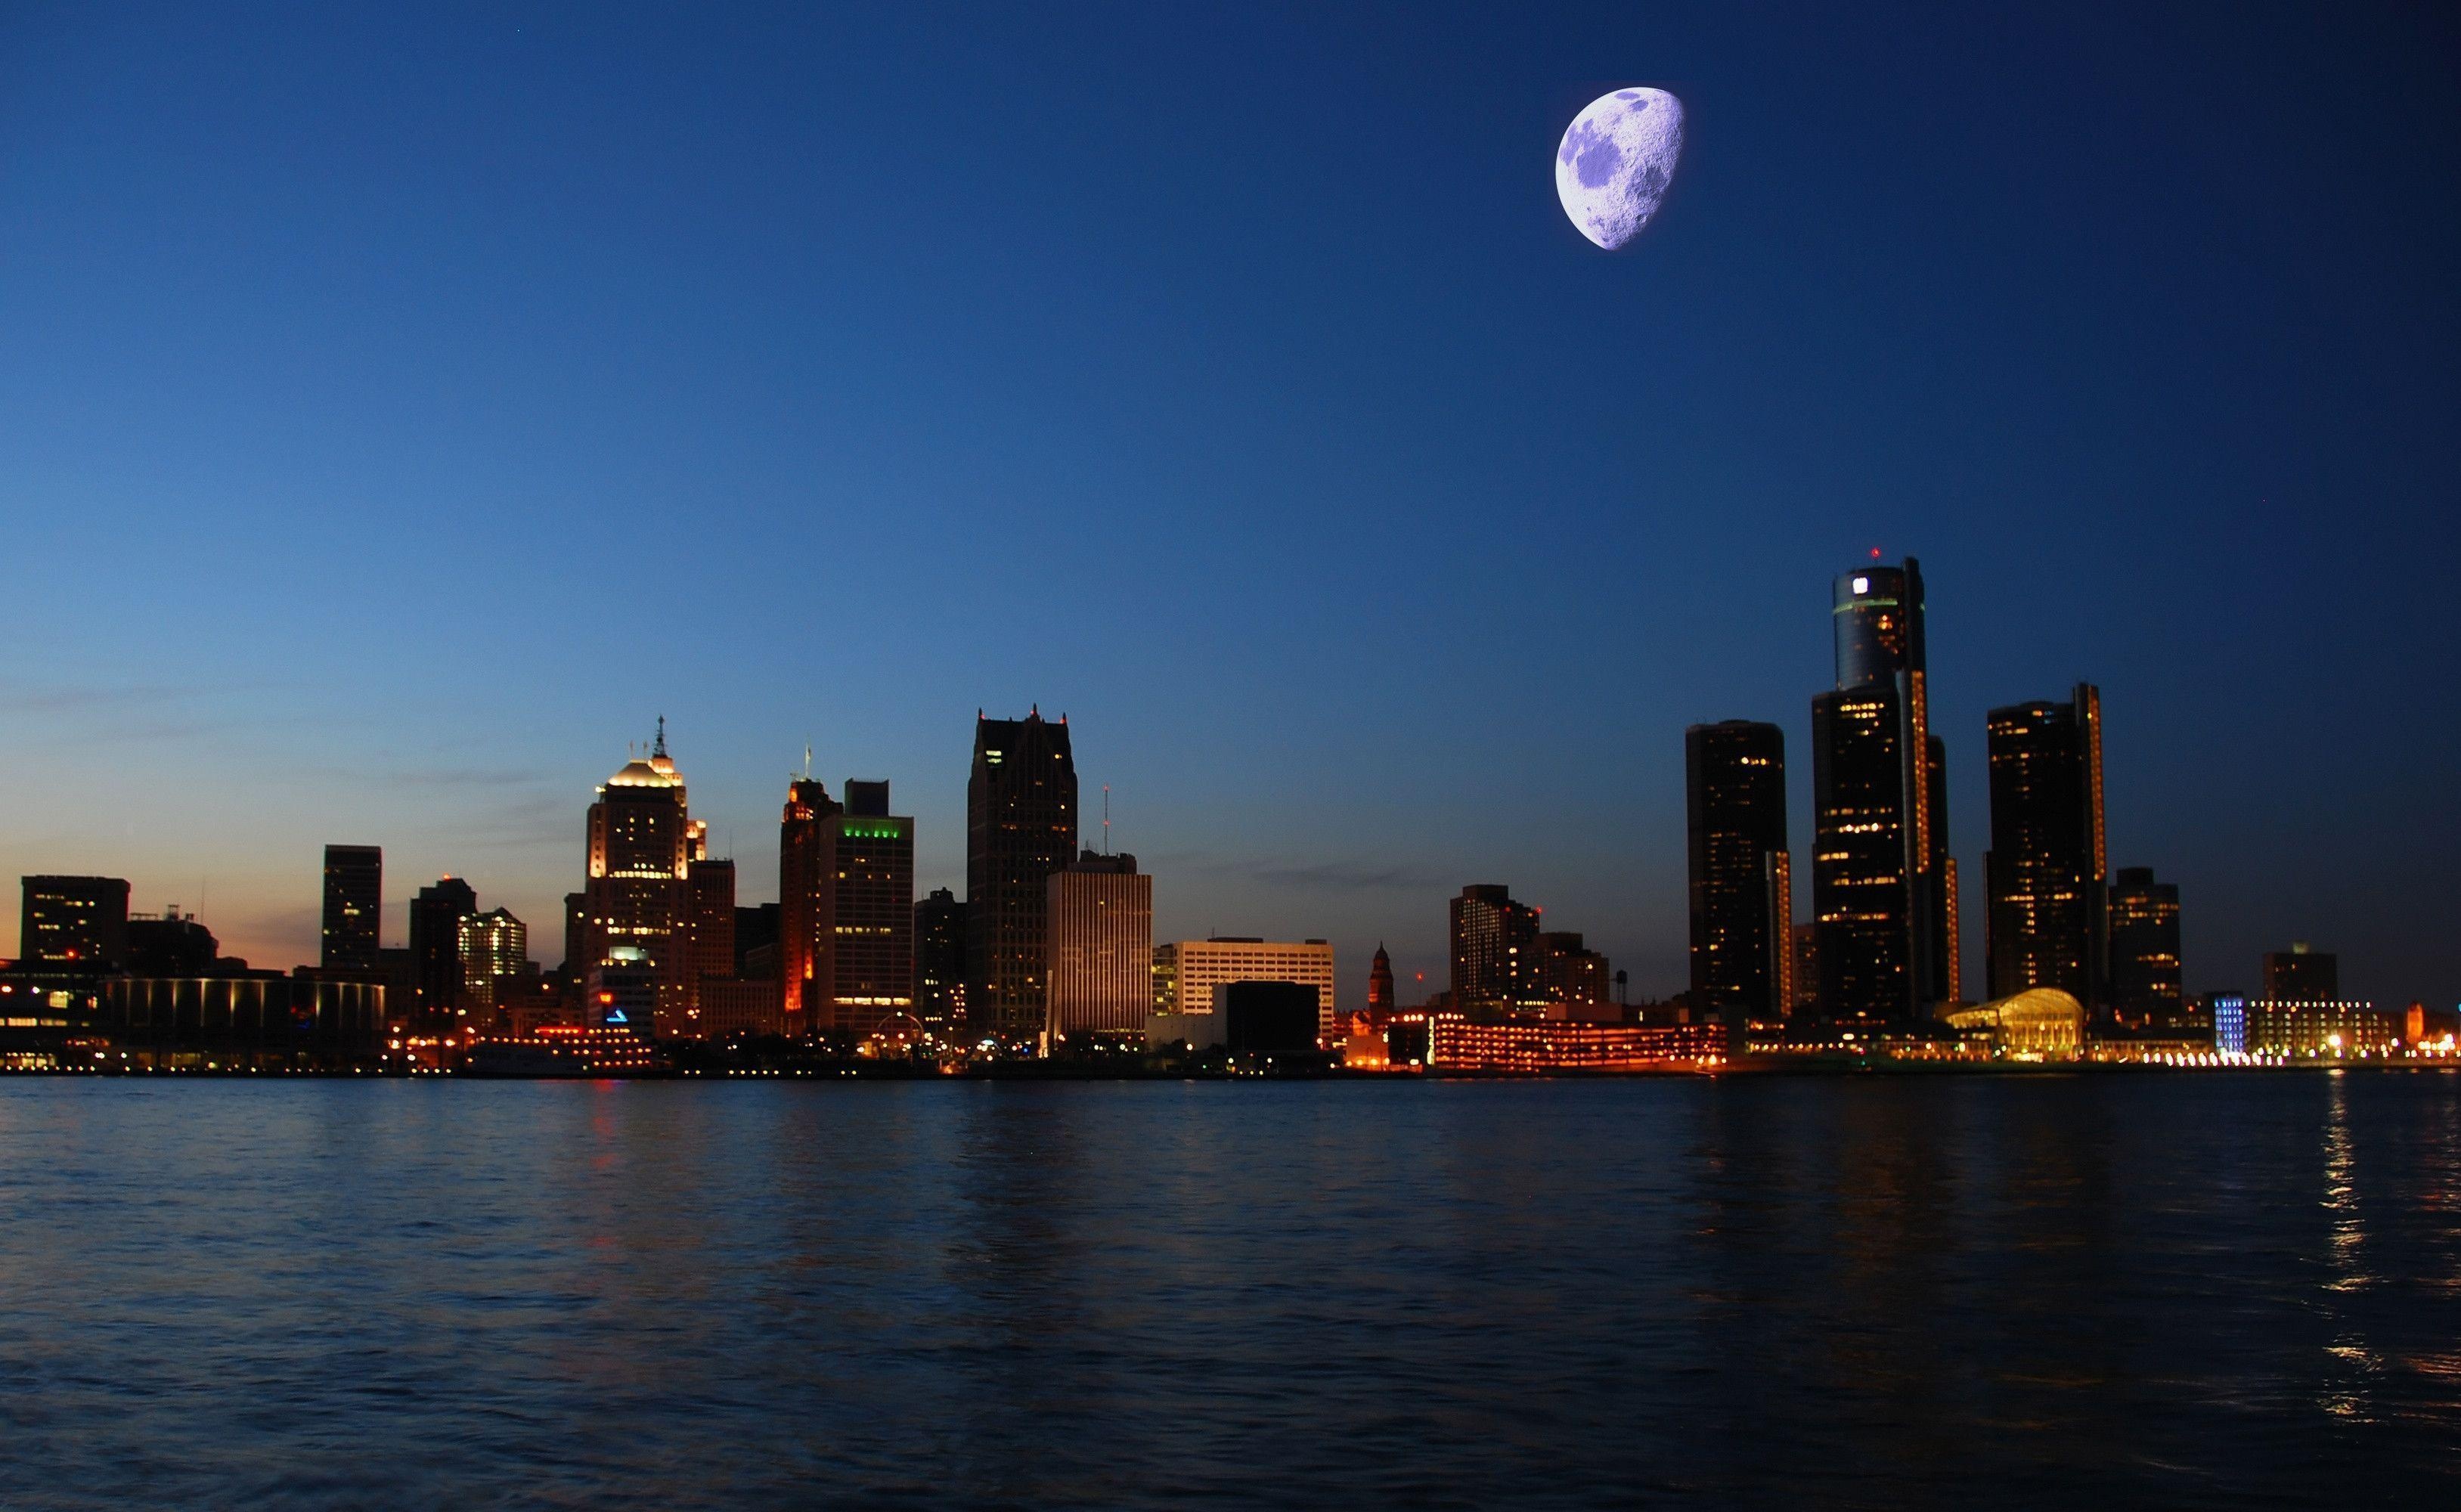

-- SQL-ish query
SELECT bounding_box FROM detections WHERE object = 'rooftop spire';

[652,715,668,760]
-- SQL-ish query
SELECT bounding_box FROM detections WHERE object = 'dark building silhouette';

[126,906,223,976]
[967,709,1077,1047]
[687,857,736,989]
[736,902,781,981]
[2262,943,2339,1001]
[1686,720,1790,1038]
[2106,866,2182,1027]
[1450,884,1538,1014]
[1811,559,1952,1024]
[1368,943,1396,1017]
[1984,684,2106,1014]
[914,888,967,1037]
[407,877,477,1028]
[320,844,382,971]
[1223,980,1320,1060]
[18,875,129,971]
[561,891,587,974]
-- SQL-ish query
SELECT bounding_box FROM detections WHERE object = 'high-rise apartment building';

[17,875,130,971]
[2106,866,2182,1027]
[914,888,968,1038]
[319,844,382,971]
[967,709,1077,1047]
[1451,885,1539,1014]
[407,876,477,1028]
[1811,559,1952,1024]
[1984,685,2106,1014]
[582,723,693,1036]
[1531,931,1611,1008]
[1046,850,1151,1047]
[1686,720,1790,1033]
[1154,937,1338,1043]
[456,907,528,1013]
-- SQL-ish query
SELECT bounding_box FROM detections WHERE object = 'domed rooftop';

[605,758,681,789]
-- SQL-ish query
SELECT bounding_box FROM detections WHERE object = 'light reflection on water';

[0,1073,2456,1507]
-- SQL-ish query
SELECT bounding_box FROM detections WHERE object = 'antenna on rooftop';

[1102,784,1111,855]
[652,715,668,759]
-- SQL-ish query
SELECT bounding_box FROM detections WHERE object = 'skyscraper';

[1811,558,1952,1024]
[1046,850,1151,1048]
[687,857,737,990]
[17,875,130,971]
[967,709,1077,1048]
[914,887,968,1038]
[407,876,477,1029]
[829,780,916,1036]
[2106,866,2182,1027]
[777,776,839,1030]
[1983,685,2106,1013]
[1450,885,1538,1014]
[456,906,528,1015]
[319,844,382,971]
[1685,720,1790,1036]
[582,723,693,1036]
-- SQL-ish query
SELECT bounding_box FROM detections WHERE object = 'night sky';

[4,3,2455,1005]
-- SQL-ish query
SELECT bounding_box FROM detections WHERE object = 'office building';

[1983,685,2106,1013]
[320,844,382,971]
[780,775,917,1036]
[407,877,478,1030]
[456,907,528,1015]
[915,888,968,1037]
[966,709,1078,1047]
[1811,558,1952,1024]
[1222,981,1319,1061]
[1450,885,1539,1014]
[126,906,223,976]
[2106,867,2182,1027]
[687,857,736,989]
[1686,720,1790,1036]
[1155,937,1339,1041]
[1046,850,1151,1046]
[18,875,130,972]
[2246,998,2394,1059]
[582,723,693,1036]
[2262,943,2339,1002]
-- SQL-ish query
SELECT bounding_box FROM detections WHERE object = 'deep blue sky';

[4,3,2456,1005]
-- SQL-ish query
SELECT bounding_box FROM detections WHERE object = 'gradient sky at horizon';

[4,3,2456,1005]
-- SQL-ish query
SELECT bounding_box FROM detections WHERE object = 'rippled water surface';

[2,1073,2456,1507]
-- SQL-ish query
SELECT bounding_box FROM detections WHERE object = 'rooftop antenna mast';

[652,715,668,760]
[1102,784,1111,856]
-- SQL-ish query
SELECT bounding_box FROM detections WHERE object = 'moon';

[1554,88,1685,249]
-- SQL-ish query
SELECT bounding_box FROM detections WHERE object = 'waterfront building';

[694,977,783,1040]
[319,844,382,971]
[967,709,1078,1048]
[1450,885,1538,1014]
[101,975,385,1068]
[1154,937,1337,1042]
[407,877,477,1029]
[914,888,968,1038]
[1424,1015,1724,1072]
[778,776,838,1028]
[829,782,916,1036]
[2261,943,2339,1002]
[2213,994,2249,1055]
[18,875,130,972]
[1983,685,2106,1014]
[1811,559,1953,1024]
[1222,981,1319,1061]
[581,723,693,1036]
[1685,720,1790,1038]
[589,943,659,1036]
[1045,851,1151,1048]
[456,907,528,1015]
[2246,998,2395,1059]
[1941,987,2086,1060]
[2106,866,2182,1027]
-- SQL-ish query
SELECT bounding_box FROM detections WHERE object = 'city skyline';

[4,5,2456,1007]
